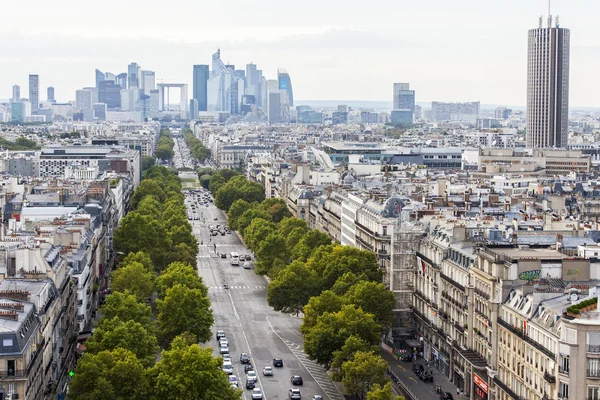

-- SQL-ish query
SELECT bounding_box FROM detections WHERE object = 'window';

[7,360,14,376]
[589,358,600,377]
[589,387,600,400]
[2,339,12,347]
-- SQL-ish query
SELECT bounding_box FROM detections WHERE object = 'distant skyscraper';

[393,83,410,109]
[95,69,105,88]
[190,99,199,120]
[141,71,155,94]
[11,101,31,122]
[207,50,238,113]
[105,72,116,82]
[29,74,39,113]
[47,87,55,102]
[120,88,140,111]
[128,63,140,88]
[98,80,122,109]
[526,16,570,148]
[11,85,20,103]
[116,73,127,89]
[267,91,281,124]
[431,101,480,122]
[193,65,209,112]
[277,69,294,106]
[93,103,107,120]
[76,89,93,111]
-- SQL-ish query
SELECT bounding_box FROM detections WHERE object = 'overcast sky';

[1,0,599,107]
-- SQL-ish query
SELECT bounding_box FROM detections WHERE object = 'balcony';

[558,366,569,376]
[588,344,600,353]
[497,318,556,359]
[588,369,600,378]
[440,272,465,292]
[493,377,525,400]
[454,322,465,333]
[412,308,431,325]
[543,371,556,384]
[474,287,491,300]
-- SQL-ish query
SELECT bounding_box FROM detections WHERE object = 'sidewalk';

[381,350,459,400]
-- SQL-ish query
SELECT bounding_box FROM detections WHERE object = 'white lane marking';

[225,289,267,399]
[265,317,344,400]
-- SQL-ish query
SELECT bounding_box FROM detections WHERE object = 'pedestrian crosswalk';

[280,338,344,400]
[208,285,266,290]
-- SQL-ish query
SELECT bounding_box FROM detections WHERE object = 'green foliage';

[85,318,158,367]
[156,130,175,160]
[227,199,253,230]
[199,174,212,189]
[366,383,404,400]
[121,251,155,274]
[156,262,207,299]
[301,290,344,334]
[157,284,213,345]
[255,232,290,277]
[142,155,156,171]
[343,281,396,329]
[111,261,155,302]
[214,175,265,211]
[148,336,241,400]
[236,208,272,235]
[131,179,166,209]
[303,305,380,368]
[306,245,382,290]
[243,218,277,252]
[331,335,379,381]
[166,243,198,267]
[184,133,211,162]
[259,198,291,223]
[267,261,321,314]
[68,348,149,400]
[0,136,40,150]
[292,230,332,262]
[136,195,163,220]
[330,272,366,296]
[286,227,309,250]
[278,217,308,237]
[99,292,153,330]
[208,169,241,194]
[341,351,388,398]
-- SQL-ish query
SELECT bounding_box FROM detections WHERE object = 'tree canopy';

[99,291,153,331]
[341,351,389,399]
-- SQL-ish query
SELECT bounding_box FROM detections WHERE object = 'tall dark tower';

[526,14,570,148]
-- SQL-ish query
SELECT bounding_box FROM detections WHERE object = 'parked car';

[291,375,303,385]
[222,361,233,375]
[220,345,229,354]
[216,330,226,340]
[228,375,238,387]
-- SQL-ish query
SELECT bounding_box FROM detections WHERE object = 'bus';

[230,252,239,266]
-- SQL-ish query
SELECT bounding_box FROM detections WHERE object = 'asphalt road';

[184,191,343,400]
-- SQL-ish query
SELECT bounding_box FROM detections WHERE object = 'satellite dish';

[426,140,432,146]
[492,140,497,146]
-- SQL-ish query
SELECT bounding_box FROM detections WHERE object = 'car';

[216,330,226,340]
[240,353,251,363]
[221,253,227,258]
[247,371,258,383]
[212,231,218,236]
[311,396,323,400]
[244,363,254,373]
[262,366,273,376]
[228,375,238,387]
[243,261,251,269]
[222,362,233,375]
[245,380,255,390]
[220,345,229,354]
[291,375,303,385]
[289,388,301,399]
[245,254,252,261]
[251,388,263,399]
[439,393,454,400]
[221,231,226,236]
[219,338,229,346]
[273,358,283,367]
[222,355,232,363]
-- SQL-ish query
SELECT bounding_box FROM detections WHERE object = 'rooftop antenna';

[547,0,552,28]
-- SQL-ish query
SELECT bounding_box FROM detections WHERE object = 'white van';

[230,252,239,266]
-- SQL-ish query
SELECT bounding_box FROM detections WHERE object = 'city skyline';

[1,1,598,107]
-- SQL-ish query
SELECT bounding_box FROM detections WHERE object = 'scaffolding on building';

[390,210,423,342]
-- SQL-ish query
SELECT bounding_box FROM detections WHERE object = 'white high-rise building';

[11,85,20,103]
[393,83,410,109]
[141,71,155,94]
[120,88,140,111]
[75,90,93,111]
[207,50,241,113]
[526,16,570,149]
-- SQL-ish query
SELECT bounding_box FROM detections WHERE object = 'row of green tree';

[0,136,39,150]
[68,166,240,400]
[210,171,401,400]
[155,129,175,160]
[183,129,211,162]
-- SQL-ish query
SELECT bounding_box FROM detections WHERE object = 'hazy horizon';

[2,1,600,107]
